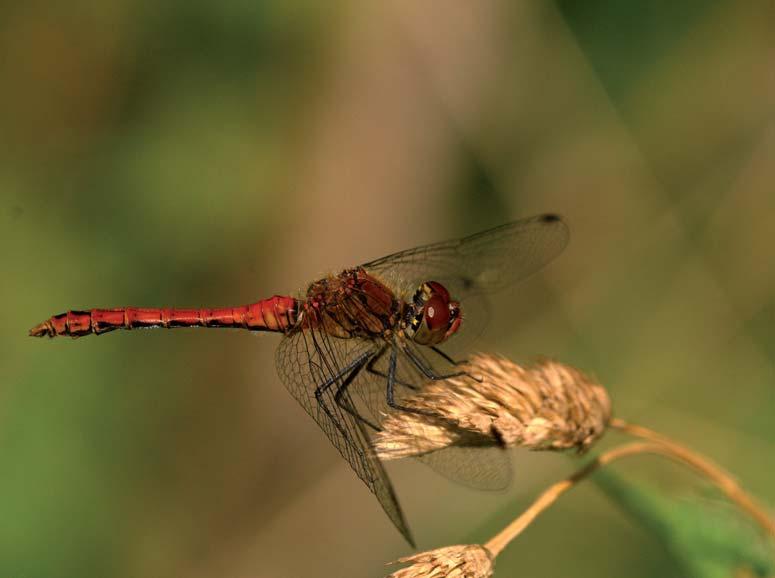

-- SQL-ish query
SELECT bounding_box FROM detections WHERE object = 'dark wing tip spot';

[539,213,562,223]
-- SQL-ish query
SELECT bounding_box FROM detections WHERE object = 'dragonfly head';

[405,281,461,345]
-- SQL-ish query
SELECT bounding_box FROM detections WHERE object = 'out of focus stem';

[485,424,775,557]
[484,442,654,556]
[609,417,775,539]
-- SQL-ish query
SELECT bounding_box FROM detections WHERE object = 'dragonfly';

[29,213,569,546]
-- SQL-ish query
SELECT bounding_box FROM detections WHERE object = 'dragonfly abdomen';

[29,296,300,338]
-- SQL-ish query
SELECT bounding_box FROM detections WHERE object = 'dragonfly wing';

[416,445,512,491]
[362,213,569,299]
[363,214,568,370]
[360,342,513,490]
[275,328,415,547]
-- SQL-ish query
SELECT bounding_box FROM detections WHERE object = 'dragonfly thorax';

[403,281,461,346]
[300,268,400,338]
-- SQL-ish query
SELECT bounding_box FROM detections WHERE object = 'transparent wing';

[363,213,568,371]
[362,213,569,300]
[417,445,512,491]
[351,341,429,421]
[356,341,513,490]
[275,328,415,547]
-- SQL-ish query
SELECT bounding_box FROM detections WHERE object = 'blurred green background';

[2,1,774,577]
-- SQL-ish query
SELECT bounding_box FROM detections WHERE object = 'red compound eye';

[425,281,450,301]
[424,295,450,331]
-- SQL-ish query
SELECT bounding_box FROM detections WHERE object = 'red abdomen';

[29,296,299,338]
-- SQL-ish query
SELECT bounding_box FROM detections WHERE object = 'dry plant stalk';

[374,354,611,460]
[388,441,774,576]
[609,418,775,539]
[386,443,655,577]
[385,353,775,577]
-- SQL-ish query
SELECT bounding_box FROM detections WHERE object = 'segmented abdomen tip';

[28,321,52,337]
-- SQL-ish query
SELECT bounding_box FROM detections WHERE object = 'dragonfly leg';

[386,348,439,417]
[429,345,465,366]
[366,347,419,390]
[333,359,382,432]
[314,351,372,396]
[314,350,378,433]
[402,343,467,381]
[426,346,482,383]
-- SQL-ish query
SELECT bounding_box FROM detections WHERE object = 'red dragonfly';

[30,214,569,546]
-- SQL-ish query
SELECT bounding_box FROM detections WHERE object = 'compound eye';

[424,295,450,331]
[425,281,450,301]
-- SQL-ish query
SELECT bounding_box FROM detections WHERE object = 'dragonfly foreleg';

[429,345,464,366]
[402,343,467,382]
[385,348,439,417]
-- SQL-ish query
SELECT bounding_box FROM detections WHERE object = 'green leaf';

[594,470,775,578]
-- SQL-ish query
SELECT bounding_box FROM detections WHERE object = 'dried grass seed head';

[387,544,494,578]
[374,353,611,460]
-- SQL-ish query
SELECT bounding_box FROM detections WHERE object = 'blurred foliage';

[595,471,775,578]
[556,0,722,102]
